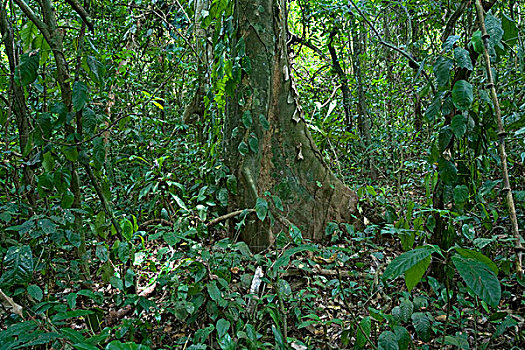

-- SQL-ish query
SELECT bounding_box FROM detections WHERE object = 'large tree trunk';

[224,0,358,251]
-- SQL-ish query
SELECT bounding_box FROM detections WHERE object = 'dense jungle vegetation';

[0,0,524,349]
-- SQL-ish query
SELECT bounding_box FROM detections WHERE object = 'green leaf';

[207,281,227,307]
[74,343,100,350]
[450,114,468,138]
[0,245,33,288]
[14,53,39,86]
[494,315,518,338]
[105,340,151,350]
[382,246,436,282]
[454,47,473,71]
[259,114,270,131]
[86,56,105,87]
[453,185,469,206]
[502,13,518,46]
[442,35,460,52]
[485,14,504,48]
[471,31,484,54]
[120,219,133,241]
[378,331,399,350]
[443,334,470,349]
[171,195,189,211]
[242,111,252,128]
[454,248,498,275]
[438,126,453,152]
[452,80,473,111]
[411,312,431,342]
[27,285,43,301]
[216,319,230,339]
[272,195,284,211]
[255,197,268,222]
[393,326,410,350]
[424,96,441,123]
[38,114,53,139]
[433,56,453,87]
[109,276,123,291]
[61,190,75,209]
[271,325,284,350]
[20,21,38,51]
[116,241,130,263]
[399,299,413,323]
[438,158,458,185]
[52,310,94,322]
[404,255,431,292]
[39,218,56,234]
[355,317,371,349]
[61,146,79,162]
[452,254,501,308]
[42,152,55,172]
[72,81,89,111]
[248,134,258,153]
[238,141,248,156]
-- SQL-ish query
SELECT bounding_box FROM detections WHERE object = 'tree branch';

[440,0,470,43]
[288,33,328,61]
[64,0,94,32]
[347,0,433,90]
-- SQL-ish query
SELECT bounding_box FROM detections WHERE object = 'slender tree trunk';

[183,0,211,142]
[327,30,352,129]
[224,0,358,251]
[352,25,376,180]
[0,3,36,206]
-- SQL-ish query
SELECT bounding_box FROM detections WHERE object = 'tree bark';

[0,2,36,206]
[224,0,358,251]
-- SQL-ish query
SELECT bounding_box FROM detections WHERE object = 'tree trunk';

[224,0,358,251]
[352,25,376,180]
[0,4,36,206]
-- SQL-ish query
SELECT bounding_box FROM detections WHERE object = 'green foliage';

[1,0,523,348]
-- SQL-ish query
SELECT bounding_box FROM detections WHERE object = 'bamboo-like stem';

[474,0,523,279]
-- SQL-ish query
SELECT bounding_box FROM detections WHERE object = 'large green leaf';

[378,331,399,350]
[470,31,484,54]
[433,56,453,87]
[382,246,437,282]
[450,114,467,138]
[404,255,431,292]
[393,326,410,350]
[438,158,458,185]
[485,14,504,49]
[502,13,518,46]
[72,81,89,111]
[0,246,33,288]
[455,248,498,275]
[216,319,230,339]
[454,47,473,71]
[442,35,460,52]
[14,53,39,86]
[424,97,441,123]
[355,316,371,349]
[452,80,473,111]
[411,312,431,342]
[86,56,105,87]
[452,254,501,308]
[453,185,469,207]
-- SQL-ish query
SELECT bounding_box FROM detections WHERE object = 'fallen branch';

[206,209,255,227]
[138,218,174,231]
